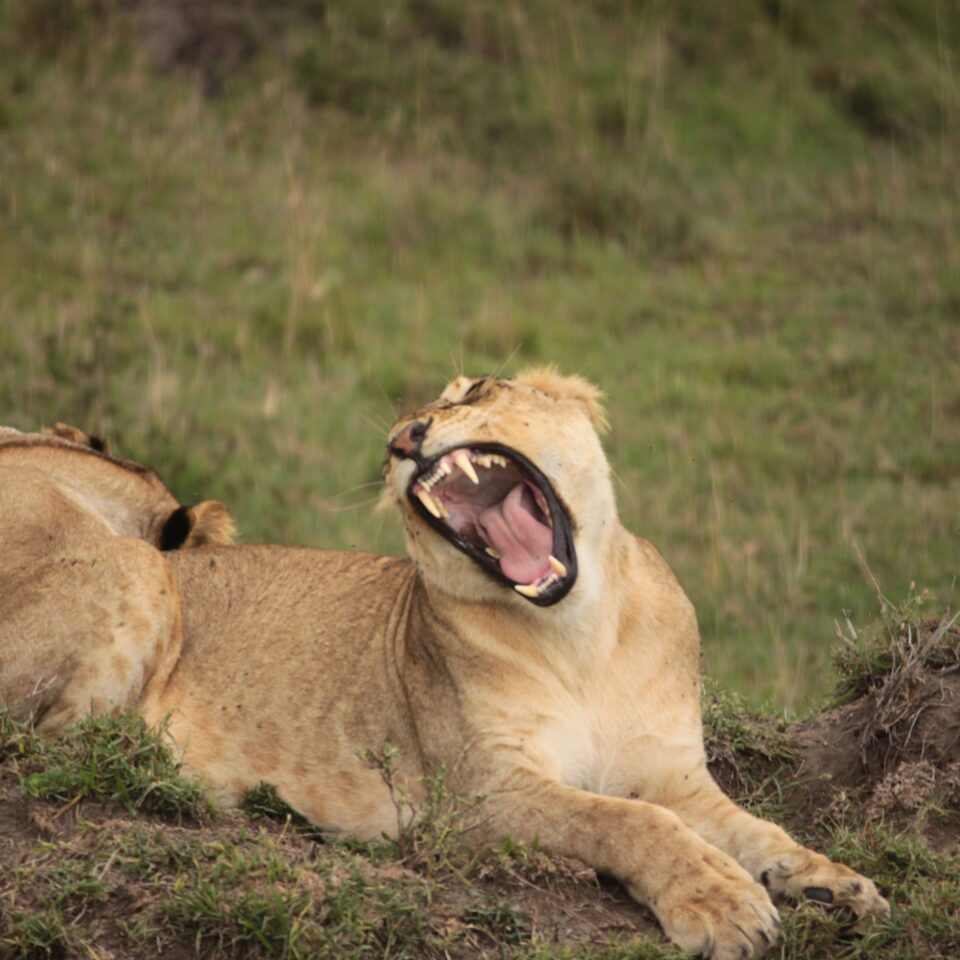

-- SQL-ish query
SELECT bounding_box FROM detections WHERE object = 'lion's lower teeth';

[485,546,501,559]
[416,488,442,518]
[548,555,567,578]
[515,571,560,599]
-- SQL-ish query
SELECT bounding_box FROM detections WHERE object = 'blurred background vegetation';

[0,0,957,711]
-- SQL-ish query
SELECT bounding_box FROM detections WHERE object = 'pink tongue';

[478,483,553,584]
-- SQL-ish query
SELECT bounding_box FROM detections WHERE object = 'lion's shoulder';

[622,533,699,632]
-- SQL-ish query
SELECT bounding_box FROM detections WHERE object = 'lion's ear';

[160,501,236,550]
[46,423,109,454]
[515,366,609,434]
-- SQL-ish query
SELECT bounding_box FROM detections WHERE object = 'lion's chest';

[529,696,640,794]
[539,707,607,791]
[521,657,702,796]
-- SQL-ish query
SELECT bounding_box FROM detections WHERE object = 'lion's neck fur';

[411,521,634,692]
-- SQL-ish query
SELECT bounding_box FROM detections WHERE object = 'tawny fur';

[0,389,888,960]
[0,425,233,731]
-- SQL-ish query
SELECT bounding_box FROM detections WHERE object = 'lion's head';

[384,367,615,608]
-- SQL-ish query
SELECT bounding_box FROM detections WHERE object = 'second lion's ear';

[46,423,110,454]
[515,365,609,434]
[160,501,236,550]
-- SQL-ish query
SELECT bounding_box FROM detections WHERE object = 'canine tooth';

[484,546,501,559]
[454,451,479,485]
[416,488,442,518]
[514,582,540,598]
[548,555,567,578]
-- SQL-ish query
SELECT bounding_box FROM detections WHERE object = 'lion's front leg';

[467,766,780,960]
[653,761,890,929]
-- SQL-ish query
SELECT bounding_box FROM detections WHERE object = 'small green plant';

[512,937,688,959]
[462,895,533,945]
[37,847,110,909]
[363,744,483,878]
[0,708,39,762]
[21,711,212,822]
[241,782,325,839]
[0,907,72,959]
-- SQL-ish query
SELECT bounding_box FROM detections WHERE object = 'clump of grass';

[150,835,437,959]
[702,678,794,799]
[21,711,212,822]
[831,592,960,770]
[0,709,39,762]
[242,782,297,822]
[1,840,115,959]
[461,895,533,946]
[113,826,210,882]
[512,938,688,960]
[833,593,960,705]
[0,907,73,960]
[161,874,313,957]
[811,824,960,959]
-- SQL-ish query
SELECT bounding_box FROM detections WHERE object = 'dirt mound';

[707,614,960,852]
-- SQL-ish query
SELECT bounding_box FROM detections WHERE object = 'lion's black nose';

[389,418,431,459]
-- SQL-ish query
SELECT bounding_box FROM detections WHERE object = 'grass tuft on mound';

[833,590,960,706]
[19,711,212,823]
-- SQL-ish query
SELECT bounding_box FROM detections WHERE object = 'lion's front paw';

[648,850,781,959]
[759,848,890,930]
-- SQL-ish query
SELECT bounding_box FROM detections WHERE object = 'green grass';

[19,711,212,822]
[1,0,957,709]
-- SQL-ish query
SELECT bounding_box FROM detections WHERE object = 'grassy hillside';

[2,607,959,958]
[1,0,958,708]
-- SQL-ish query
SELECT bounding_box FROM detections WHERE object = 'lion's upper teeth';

[454,451,479,485]
[484,546,501,559]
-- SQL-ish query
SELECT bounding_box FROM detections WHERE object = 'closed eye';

[461,377,489,401]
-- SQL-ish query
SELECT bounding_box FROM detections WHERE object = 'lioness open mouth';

[407,444,577,606]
